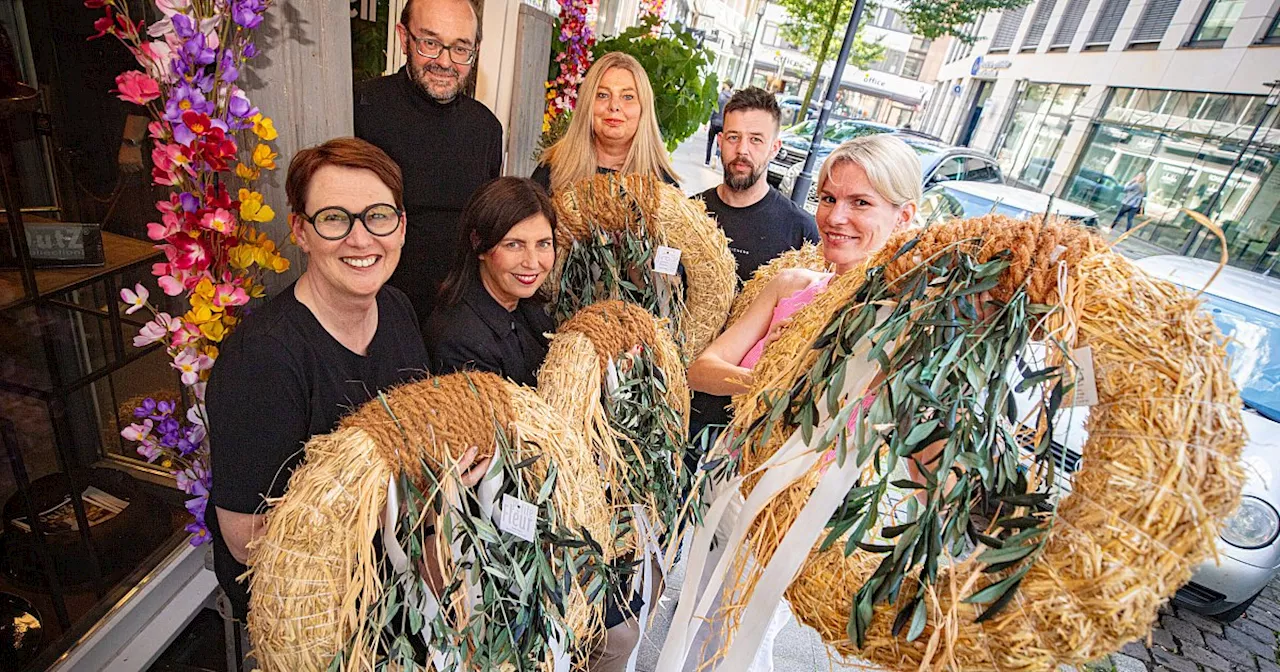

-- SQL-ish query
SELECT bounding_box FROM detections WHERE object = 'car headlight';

[1220,496,1280,550]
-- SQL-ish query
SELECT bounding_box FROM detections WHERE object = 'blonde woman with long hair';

[532,52,680,194]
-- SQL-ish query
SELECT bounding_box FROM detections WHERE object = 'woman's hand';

[457,445,492,488]
[762,317,793,349]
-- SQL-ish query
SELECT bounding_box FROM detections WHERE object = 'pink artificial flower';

[147,209,184,241]
[167,232,213,271]
[154,0,190,17]
[120,283,150,314]
[187,399,207,424]
[122,419,154,442]
[137,441,163,462]
[148,120,169,141]
[115,71,161,105]
[158,273,185,296]
[199,208,236,234]
[212,283,248,309]
[133,312,174,347]
[172,347,213,386]
[171,321,203,349]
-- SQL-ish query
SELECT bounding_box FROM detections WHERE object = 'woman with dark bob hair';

[423,177,557,387]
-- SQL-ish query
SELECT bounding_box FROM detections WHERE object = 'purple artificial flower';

[232,0,266,29]
[243,42,258,59]
[172,13,197,39]
[137,441,163,462]
[163,83,212,123]
[219,51,240,84]
[172,122,196,147]
[183,33,216,67]
[185,493,207,521]
[185,521,210,545]
[227,89,257,119]
[156,399,176,416]
[178,191,200,213]
[134,398,157,418]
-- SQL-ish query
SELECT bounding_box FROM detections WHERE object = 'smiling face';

[397,0,478,103]
[591,67,642,151]
[477,213,555,310]
[720,108,782,191]
[291,164,405,302]
[817,160,916,273]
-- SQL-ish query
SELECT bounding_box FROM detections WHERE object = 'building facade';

[920,0,1280,275]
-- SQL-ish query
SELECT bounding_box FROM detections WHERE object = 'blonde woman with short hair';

[532,52,680,194]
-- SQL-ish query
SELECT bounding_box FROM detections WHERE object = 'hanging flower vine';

[542,0,595,135]
[87,0,288,546]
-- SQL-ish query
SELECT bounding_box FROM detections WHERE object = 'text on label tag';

[1070,346,1099,407]
[653,246,682,275]
[499,494,538,542]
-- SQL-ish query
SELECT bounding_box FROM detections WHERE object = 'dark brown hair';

[723,86,781,129]
[438,177,557,307]
[285,137,403,214]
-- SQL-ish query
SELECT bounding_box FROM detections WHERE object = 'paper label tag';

[1070,346,1099,407]
[498,494,538,542]
[653,245,682,275]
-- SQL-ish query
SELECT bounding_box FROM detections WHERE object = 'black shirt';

[689,185,820,437]
[530,163,678,195]
[355,68,504,322]
[205,283,429,619]
[423,273,555,388]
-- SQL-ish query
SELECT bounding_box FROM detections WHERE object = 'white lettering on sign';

[653,245,682,275]
[499,494,538,542]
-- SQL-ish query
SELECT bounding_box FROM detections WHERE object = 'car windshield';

[1198,294,1280,422]
[828,124,892,142]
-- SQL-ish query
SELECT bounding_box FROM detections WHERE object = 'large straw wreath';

[538,300,692,546]
[247,373,622,672]
[547,173,737,360]
[726,241,828,325]
[662,215,1246,671]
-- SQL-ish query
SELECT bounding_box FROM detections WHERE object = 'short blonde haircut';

[541,52,680,193]
[817,134,922,208]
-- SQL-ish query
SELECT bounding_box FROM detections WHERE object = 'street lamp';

[1179,79,1280,256]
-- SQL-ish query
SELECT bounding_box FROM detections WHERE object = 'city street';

[644,131,1280,672]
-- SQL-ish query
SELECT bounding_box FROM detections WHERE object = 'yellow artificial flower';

[193,277,215,301]
[250,113,279,141]
[235,163,261,181]
[238,189,275,223]
[199,319,228,342]
[252,143,278,170]
[228,245,256,271]
[185,303,214,325]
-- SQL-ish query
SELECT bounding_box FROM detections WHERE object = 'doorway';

[956,79,994,147]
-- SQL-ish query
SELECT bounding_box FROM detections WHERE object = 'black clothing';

[530,163,678,195]
[206,283,428,619]
[689,185,820,441]
[696,185,819,284]
[354,67,504,322]
[705,123,722,164]
[423,272,554,388]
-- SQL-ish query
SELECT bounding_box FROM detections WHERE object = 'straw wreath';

[704,215,1245,670]
[726,242,828,326]
[537,300,692,545]
[246,373,620,672]
[548,173,737,360]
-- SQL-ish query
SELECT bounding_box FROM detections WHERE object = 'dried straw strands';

[246,373,613,671]
[726,215,1246,670]
[549,173,737,360]
[537,300,690,541]
[726,242,828,326]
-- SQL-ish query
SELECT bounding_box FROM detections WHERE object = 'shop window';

[1190,0,1246,43]
[994,82,1086,191]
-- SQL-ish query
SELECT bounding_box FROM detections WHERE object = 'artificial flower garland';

[88,0,289,545]
[542,0,595,134]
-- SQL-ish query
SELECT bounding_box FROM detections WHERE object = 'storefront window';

[1064,87,1280,276]
[994,81,1087,190]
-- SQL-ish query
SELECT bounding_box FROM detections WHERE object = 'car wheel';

[1212,589,1261,623]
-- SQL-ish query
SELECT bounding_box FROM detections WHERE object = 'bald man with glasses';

[355,0,504,325]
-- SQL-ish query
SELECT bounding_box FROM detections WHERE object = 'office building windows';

[1051,0,1091,48]
[1022,0,1059,50]
[991,6,1028,50]
[1190,0,1246,43]
[1129,0,1180,45]
[1086,0,1130,46]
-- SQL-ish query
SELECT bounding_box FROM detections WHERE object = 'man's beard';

[408,60,463,103]
[723,158,764,191]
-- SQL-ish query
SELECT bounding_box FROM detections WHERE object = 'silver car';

[1017,255,1280,621]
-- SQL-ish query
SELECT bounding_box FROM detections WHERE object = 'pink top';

[739,273,834,370]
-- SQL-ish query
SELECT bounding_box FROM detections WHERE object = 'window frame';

[1187,0,1246,46]
[1260,7,1280,43]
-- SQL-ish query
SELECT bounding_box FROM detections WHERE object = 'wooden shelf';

[0,232,160,311]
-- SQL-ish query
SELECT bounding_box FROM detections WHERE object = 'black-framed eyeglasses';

[300,203,403,241]
[406,33,477,65]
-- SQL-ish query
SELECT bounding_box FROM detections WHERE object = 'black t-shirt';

[530,163,678,195]
[355,68,504,322]
[689,186,820,438]
[423,274,555,388]
[205,283,429,619]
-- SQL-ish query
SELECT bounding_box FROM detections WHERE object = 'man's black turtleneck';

[354,67,504,324]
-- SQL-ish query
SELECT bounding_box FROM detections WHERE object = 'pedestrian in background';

[706,80,733,166]
[1114,172,1147,231]
[533,52,680,194]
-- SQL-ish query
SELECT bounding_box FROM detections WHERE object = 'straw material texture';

[726,242,828,326]
[724,215,1246,670]
[550,173,737,360]
[246,373,612,671]
[537,300,690,540]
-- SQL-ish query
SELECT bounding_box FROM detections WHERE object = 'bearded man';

[355,0,503,323]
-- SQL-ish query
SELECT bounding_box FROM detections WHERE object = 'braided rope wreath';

[547,173,737,361]
[247,373,617,672]
[665,216,1246,671]
[537,300,691,542]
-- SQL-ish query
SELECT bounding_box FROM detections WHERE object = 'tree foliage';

[595,17,719,152]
